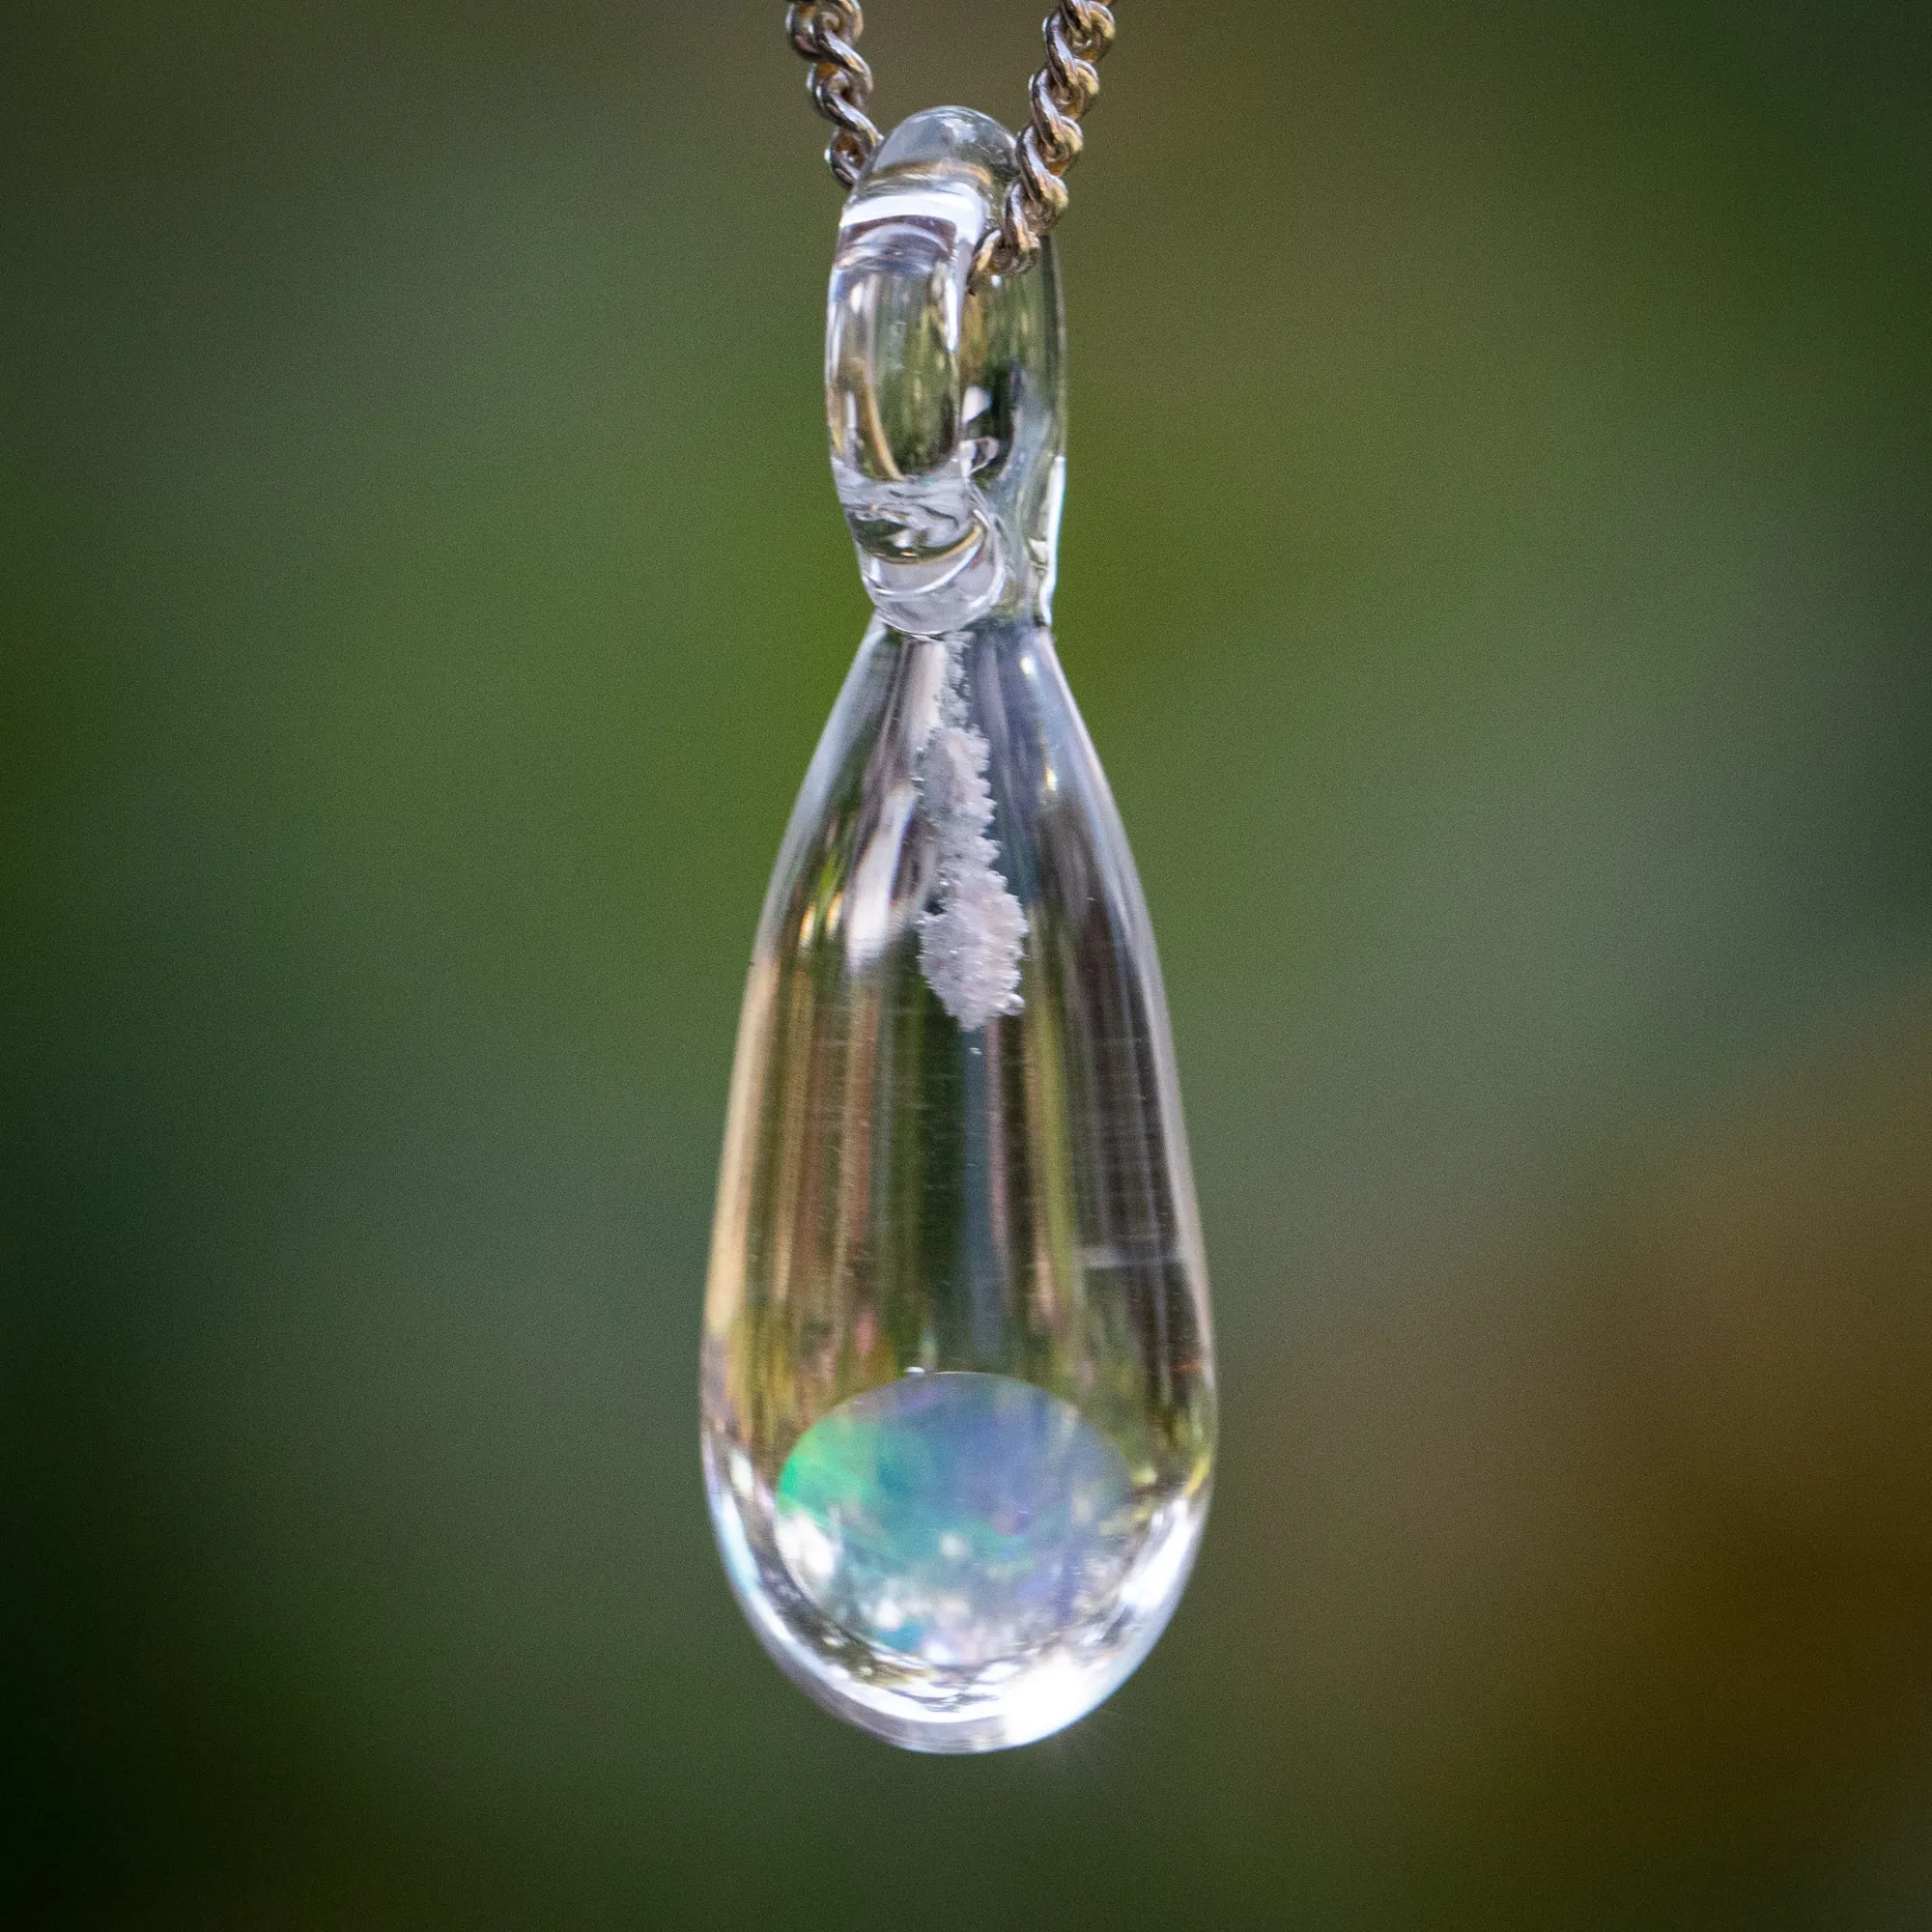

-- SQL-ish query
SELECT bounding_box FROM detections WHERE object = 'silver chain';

[784,3,1118,280]
[785,1,881,190]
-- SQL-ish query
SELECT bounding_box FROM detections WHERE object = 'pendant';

[701,107,1215,1752]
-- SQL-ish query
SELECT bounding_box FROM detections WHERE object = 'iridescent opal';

[775,1373,1135,1667]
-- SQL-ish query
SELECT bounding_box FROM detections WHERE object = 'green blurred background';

[7,2,1931,1924]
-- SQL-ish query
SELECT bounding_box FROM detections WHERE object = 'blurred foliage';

[5,2,1930,1924]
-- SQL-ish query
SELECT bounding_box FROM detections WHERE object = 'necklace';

[701,4,1215,1754]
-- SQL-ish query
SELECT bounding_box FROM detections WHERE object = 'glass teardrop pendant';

[702,108,1214,1752]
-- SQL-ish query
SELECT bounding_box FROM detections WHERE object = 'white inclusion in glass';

[701,107,1215,1753]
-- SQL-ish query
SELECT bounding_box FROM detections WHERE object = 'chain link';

[785,3,1117,277]
[786,3,881,188]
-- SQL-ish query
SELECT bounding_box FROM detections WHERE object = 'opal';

[775,1373,1135,1667]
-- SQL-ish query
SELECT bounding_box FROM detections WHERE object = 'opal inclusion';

[775,1373,1135,1667]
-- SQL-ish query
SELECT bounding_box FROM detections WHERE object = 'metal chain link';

[786,2,880,188]
[785,3,1117,279]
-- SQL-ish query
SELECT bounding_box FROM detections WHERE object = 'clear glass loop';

[827,107,1065,636]
[703,108,1214,1752]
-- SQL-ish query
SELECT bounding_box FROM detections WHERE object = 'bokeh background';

[8,2,1931,1924]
